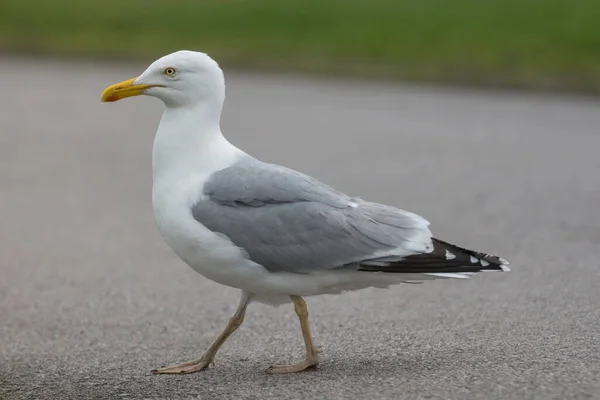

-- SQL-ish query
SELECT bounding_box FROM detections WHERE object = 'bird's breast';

[151,178,255,286]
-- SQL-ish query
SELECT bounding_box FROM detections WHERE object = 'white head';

[101,50,225,109]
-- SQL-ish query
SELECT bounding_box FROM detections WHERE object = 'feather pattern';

[193,156,507,276]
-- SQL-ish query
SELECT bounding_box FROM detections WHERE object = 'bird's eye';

[163,67,177,76]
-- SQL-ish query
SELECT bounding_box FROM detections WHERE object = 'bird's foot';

[151,358,211,374]
[266,357,319,374]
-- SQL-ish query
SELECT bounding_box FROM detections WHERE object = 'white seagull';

[101,50,510,375]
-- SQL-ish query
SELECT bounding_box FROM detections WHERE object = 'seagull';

[100,50,510,375]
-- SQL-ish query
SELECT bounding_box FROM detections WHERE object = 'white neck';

[152,102,243,183]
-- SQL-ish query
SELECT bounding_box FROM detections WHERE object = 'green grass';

[1,0,599,92]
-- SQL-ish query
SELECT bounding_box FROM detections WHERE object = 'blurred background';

[2,1,600,400]
[1,0,599,93]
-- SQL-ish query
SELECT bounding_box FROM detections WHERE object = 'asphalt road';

[1,56,600,400]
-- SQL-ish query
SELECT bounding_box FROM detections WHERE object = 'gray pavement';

[1,56,600,400]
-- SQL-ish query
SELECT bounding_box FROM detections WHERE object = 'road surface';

[1,56,600,400]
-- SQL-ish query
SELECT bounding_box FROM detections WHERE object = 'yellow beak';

[100,78,160,102]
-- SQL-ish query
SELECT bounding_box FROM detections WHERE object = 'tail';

[358,237,510,279]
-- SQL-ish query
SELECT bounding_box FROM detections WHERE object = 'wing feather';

[192,157,432,273]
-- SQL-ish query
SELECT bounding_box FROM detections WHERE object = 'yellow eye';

[163,67,177,76]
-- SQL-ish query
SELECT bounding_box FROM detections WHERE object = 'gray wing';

[192,156,433,273]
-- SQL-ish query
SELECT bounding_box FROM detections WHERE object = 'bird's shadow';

[1,351,453,400]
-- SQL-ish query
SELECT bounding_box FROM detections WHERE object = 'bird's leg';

[267,295,319,374]
[152,292,251,375]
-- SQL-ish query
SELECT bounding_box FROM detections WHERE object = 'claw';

[152,359,210,374]
[266,358,319,374]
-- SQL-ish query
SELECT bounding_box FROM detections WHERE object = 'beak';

[100,78,160,102]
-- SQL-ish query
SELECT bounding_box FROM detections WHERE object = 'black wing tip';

[433,237,510,271]
[357,238,511,274]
